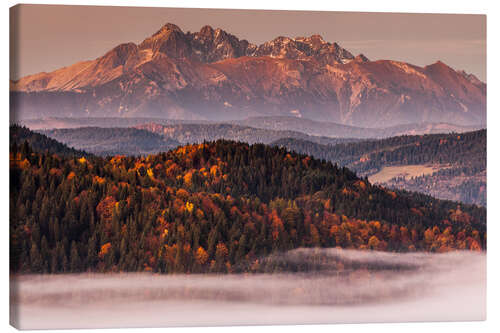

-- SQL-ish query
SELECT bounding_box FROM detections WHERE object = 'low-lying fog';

[10,248,485,329]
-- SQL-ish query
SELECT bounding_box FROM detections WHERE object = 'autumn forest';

[9,125,486,274]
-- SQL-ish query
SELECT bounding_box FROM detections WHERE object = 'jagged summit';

[255,34,354,65]
[309,34,325,42]
[133,22,355,65]
[199,25,214,34]
[162,22,182,32]
[458,69,484,86]
[354,54,369,62]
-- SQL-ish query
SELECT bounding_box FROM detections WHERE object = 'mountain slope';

[11,23,486,127]
[10,136,486,273]
[41,127,181,156]
[10,124,89,157]
[273,130,486,205]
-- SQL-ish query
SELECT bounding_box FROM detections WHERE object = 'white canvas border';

[1,1,498,333]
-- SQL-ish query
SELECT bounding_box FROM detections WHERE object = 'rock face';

[11,23,486,127]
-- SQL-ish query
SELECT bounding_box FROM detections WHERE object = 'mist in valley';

[10,248,485,329]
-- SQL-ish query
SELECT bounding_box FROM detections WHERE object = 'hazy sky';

[10,4,486,81]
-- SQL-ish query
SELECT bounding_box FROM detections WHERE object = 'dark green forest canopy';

[10,130,486,274]
[39,126,181,156]
[10,124,89,157]
[272,129,486,174]
[272,130,486,206]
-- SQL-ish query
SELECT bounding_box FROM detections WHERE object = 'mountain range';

[11,23,486,127]
[37,123,358,156]
[232,116,482,139]
[19,116,481,139]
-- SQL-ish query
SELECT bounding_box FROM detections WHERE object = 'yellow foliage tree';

[147,168,154,179]
[210,165,219,177]
[185,201,194,213]
[183,171,193,186]
[368,235,380,249]
[99,242,112,258]
[195,246,209,265]
[424,228,435,246]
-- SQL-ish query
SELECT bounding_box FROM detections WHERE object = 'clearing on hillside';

[368,164,450,184]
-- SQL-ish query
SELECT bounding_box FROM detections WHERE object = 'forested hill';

[40,127,181,156]
[272,130,485,175]
[272,130,486,206]
[11,134,486,274]
[10,124,89,157]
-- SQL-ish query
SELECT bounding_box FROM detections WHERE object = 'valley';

[10,250,485,329]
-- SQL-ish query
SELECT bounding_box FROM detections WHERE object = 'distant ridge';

[40,127,181,156]
[233,116,482,139]
[20,116,483,139]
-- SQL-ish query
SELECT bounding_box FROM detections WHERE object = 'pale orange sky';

[10,4,486,81]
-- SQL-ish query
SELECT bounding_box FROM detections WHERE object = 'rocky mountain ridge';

[11,23,486,127]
